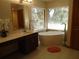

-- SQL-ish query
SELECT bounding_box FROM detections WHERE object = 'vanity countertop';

[0,30,38,44]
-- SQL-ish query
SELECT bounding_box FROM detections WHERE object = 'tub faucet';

[62,23,67,46]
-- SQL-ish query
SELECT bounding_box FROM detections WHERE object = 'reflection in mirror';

[11,4,25,31]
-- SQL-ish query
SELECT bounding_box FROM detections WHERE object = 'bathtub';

[39,31,64,46]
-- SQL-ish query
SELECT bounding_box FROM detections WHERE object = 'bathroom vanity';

[0,30,38,58]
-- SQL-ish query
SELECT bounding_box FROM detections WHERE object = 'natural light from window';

[48,7,69,30]
[31,8,44,31]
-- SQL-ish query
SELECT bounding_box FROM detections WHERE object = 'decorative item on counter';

[0,24,8,37]
[0,31,1,36]
[0,18,10,37]
[1,29,7,37]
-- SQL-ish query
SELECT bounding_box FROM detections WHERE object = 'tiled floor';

[3,45,79,59]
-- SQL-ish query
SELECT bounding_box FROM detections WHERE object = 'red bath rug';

[47,46,61,53]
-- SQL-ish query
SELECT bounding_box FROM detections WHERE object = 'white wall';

[32,0,45,8]
[23,5,31,31]
[0,0,11,19]
[66,0,73,47]
[45,0,70,8]
[0,0,13,32]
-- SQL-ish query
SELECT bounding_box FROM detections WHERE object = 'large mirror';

[10,3,31,32]
[11,4,25,31]
[0,0,26,33]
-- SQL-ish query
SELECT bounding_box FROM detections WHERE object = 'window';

[48,7,69,30]
[31,8,44,31]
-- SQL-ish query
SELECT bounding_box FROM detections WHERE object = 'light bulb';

[28,0,32,3]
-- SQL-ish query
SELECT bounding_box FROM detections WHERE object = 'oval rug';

[47,46,61,53]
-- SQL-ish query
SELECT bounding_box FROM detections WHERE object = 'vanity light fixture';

[20,0,32,4]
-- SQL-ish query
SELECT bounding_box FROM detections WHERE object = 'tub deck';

[39,31,64,46]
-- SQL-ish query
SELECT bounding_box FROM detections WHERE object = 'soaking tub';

[39,31,64,46]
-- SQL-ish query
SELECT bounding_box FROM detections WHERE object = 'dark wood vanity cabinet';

[18,32,38,54]
[0,32,38,58]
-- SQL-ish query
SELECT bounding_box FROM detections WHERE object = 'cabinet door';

[26,33,38,52]
[32,33,38,48]
[18,37,32,54]
[18,33,38,54]
[0,40,18,58]
[30,33,38,50]
[70,0,79,50]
